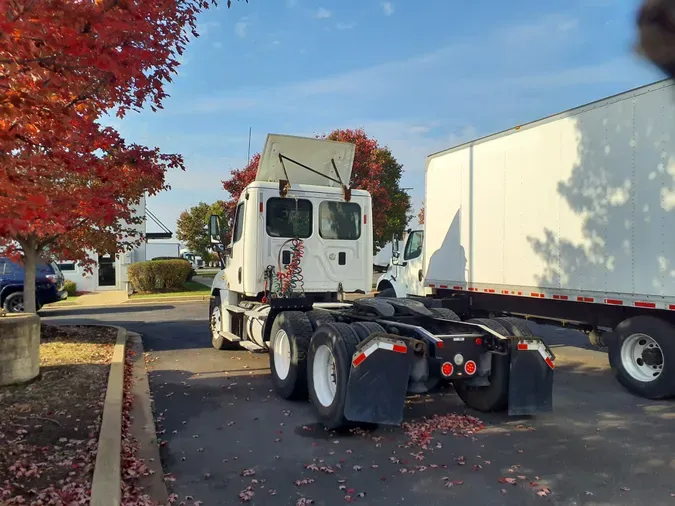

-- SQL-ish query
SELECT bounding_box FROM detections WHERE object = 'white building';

[57,197,180,293]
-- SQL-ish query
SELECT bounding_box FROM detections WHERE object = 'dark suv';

[0,257,68,312]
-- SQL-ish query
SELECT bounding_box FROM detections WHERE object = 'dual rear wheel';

[269,310,386,428]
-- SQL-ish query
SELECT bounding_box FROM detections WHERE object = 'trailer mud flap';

[344,335,413,426]
[508,339,555,416]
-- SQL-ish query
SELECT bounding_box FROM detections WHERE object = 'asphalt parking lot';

[43,302,675,506]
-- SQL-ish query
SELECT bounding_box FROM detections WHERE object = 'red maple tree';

[0,0,241,312]
[220,129,410,252]
[418,206,425,225]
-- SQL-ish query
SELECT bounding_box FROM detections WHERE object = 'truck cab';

[375,228,426,298]
[207,134,373,351]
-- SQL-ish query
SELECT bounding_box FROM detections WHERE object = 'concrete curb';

[127,332,169,504]
[43,297,209,311]
[91,326,127,506]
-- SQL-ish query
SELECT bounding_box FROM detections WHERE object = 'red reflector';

[353,353,366,367]
[259,202,263,213]
[545,357,555,370]
[392,344,407,354]
[474,337,482,346]
[635,301,656,309]
[517,343,528,351]
[436,341,444,349]
[440,285,448,289]
[453,286,463,290]
[605,299,623,305]
[464,360,477,375]
[441,362,453,377]
[364,215,367,224]
[429,284,436,288]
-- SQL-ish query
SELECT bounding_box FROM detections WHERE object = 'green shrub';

[127,259,192,292]
[64,280,77,296]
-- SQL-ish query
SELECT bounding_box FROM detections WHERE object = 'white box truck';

[376,78,675,401]
[206,133,555,429]
[146,241,180,260]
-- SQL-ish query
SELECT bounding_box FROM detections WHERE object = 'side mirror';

[223,246,233,258]
[391,233,400,259]
[209,215,222,244]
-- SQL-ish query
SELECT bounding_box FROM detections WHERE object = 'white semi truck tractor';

[377,78,675,402]
[207,133,555,429]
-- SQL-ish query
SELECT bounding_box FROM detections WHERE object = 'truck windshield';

[319,201,361,240]
[266,198,313,238]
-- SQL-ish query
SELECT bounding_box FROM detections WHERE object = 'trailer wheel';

[305,309,335,331]
[430,307,460,321]
[493,317,534,337]
[350,322,386,342]
[210,295,239,350]
[453,352,510,412]
[307,322,361,429]
[608,316,675,399]
[269,311,314,400]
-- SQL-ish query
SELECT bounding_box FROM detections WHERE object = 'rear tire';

[430,307,460,321]
[305,309,335,331]
[467,318,510,336]
[3,292,24,313]
[307,322,361,429]
[269,311,314,400]
[454,352,510,412]
[350,322,386,342]
[493,317,534,337]
[608,316,675,399]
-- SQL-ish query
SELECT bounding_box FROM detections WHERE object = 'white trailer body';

[424,78,675,310]
[377,79,675,401]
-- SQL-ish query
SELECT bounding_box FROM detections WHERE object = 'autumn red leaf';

[0,0,244,312]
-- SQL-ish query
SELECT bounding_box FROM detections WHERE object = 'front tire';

[307,323,361,429]
[210,296,238,350]
[376,287,396,298]
[269,311,314,400]
[608,316,675,399]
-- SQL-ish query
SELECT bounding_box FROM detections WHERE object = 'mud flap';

[508,338,555,416]
[344,334,413,426]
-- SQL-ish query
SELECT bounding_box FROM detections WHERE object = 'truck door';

[225,201,246,293]
[400,230,424,295]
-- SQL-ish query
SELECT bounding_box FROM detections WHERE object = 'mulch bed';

[0,324,117,505]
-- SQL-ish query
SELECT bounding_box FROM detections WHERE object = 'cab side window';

[232,202,245,244]
[403,231,424,261]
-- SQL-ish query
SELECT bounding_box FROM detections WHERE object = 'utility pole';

[247,127,252,163]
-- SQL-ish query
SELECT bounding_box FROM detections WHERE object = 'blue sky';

[109,0,665,235]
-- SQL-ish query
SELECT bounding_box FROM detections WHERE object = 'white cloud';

[235,18,250,38]
[381,1,394,16]
[314,7,331,19]
[336,22,357,30]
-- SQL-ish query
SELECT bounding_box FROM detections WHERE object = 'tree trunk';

[20,237,38,314]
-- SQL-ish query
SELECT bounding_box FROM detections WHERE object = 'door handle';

[238,267,242,284]
[418,269,423,282]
